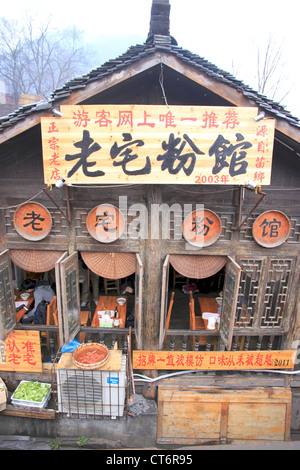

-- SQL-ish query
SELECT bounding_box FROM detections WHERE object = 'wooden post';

[140,186,162,377]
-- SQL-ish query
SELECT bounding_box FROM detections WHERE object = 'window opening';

[78,251,143,350]
[160,254,227,350]
[164,254,293,352]
[167,265,225,331]
[5,257,61,361]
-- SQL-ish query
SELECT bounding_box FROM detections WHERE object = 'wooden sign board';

[41,105,275,186]
[0,330,42,372]
[132,350,295,371]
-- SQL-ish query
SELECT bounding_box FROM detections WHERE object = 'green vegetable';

[13,381,50,402]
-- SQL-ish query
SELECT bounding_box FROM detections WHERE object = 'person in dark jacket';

[21,280,55,323]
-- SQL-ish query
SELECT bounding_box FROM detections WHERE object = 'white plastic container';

[202,312,220,330]
[11,380,51,408]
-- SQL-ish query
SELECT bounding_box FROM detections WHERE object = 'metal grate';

[56,354,127,419]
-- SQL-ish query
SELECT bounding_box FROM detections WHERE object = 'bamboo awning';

[81,252,136,280]
[170,255,226,279]
[10,249,63,273]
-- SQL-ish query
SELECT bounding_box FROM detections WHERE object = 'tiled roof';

[0,35,299,133]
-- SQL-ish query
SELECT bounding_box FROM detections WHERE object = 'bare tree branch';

[256,34,289,103]
[0,15,89,113]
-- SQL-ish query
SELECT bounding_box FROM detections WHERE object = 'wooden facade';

[0,57,299,353]
[0,0,300,444]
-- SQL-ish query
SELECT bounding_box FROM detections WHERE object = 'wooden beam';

[0,51,299,146]
[160,53,300,144]
[1,404,56,419]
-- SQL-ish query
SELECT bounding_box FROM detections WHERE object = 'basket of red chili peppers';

[72,343,110,370]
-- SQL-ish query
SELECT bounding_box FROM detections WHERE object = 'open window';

[76,251,144,347]
[2,249,69,347]
[0,250,16,341]
[159,254,241,351]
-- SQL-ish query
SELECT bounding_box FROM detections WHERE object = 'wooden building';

[0,0,300,446]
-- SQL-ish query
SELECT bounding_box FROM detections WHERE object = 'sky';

[1,0,299,119]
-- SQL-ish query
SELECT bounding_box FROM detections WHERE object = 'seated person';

[21,279,55,324]
[20,278,37,293]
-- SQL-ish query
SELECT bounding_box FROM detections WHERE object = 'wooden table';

[91,295,127,328]
[15,295,34,322]
[198,297,219,315]
[198,298,219,345]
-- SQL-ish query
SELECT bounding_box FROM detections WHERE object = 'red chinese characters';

[7,339,36,366]
[69,107,243,130]
[254,123,270,184]
[0,331,42,372]
[132,350,294,370]
[47,121,61,181]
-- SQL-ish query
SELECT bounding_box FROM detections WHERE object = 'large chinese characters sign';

[41,105,275,186]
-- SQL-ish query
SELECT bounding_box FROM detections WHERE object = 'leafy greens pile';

[13,381,50,402]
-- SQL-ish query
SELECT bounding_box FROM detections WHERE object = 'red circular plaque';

[86,204,125,243]
[13,202,52,241]
[252,210,291,248]
[183,209,222,247]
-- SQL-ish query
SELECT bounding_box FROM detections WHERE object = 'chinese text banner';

[41,105,275,186]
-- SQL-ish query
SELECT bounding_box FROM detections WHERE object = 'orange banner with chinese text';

[132,350,295,371]
[41,105,275,186]
[0,330,42,372]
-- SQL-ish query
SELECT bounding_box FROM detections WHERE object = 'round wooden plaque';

[183,209,222,247]
[13,202,52,241]
[86,204,125,243]
[252,210,291,248]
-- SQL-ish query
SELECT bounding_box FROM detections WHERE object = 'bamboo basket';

[72,343,110,370]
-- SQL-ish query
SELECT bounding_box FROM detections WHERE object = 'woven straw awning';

[81,252,136,280]
[170,255,226,279]
[10,249,64,273]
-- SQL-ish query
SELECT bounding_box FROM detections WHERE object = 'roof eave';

[0,48,299,146]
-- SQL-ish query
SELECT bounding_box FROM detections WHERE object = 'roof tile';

[0,37,299,134]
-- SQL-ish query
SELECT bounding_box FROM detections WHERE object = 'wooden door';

[135,253,143,349]
[0,250,16,341]
[219,256,241,350]
[54,251,68,346]
[159,255,170,349]
[60,251,81,345]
